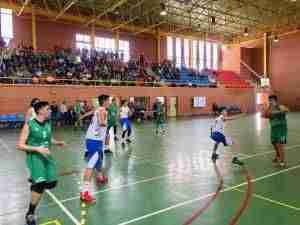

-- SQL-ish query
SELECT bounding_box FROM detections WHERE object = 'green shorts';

[26,153,57,184]
[271,125,287,145]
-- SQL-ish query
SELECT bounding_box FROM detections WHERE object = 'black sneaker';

[104,149,113,154]
[211,153,219,163]
[232,157,244,166]
[26,214,36,225]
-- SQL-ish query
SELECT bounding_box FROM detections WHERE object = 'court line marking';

[130,144,300,167]
[0,138,11,152]
[232,188,300,211]
[58,144,300,204]
[45,190,80,225]
[116,163,300,225]
[40,219,62,225]
[60,174,173,204]
[240,144,300,160]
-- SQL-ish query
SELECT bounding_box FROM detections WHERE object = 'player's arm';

[279,105,289,113]
[51,138,65,147]
[24,108,32,124]
[224,113,246,121]
[98,109,107,127]
[16,124,50,155]
[79,110,94,121]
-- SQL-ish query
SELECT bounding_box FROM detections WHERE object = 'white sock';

[82,181,90,193]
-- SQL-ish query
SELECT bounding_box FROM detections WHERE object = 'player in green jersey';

[155,101,166,135]
[17,101,65,225]
[105,98,119,153]
[263,95,289,167]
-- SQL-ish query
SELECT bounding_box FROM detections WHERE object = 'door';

[168,97,177,117]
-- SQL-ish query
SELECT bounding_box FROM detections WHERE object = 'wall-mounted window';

[119,40,130,62]
[75,34,91,51]
[0,8,13,45]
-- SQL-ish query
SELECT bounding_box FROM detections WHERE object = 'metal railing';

[0,76,216,88]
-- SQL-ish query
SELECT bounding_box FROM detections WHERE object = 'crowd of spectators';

[0,41,216,85]
[0,44,158,83]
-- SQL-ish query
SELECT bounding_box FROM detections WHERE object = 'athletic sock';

[83,181,91,193]
[26,203,36,216]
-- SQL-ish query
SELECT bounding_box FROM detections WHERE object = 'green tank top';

[108,103,118,124]
[270,106,287,128]
[26,119,52,148]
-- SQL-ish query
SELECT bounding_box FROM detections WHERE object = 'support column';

[189,39,192,68]
[263,32,270,77]
[91,23,95,49]
[156,28,161,63]
[31,5,37,51]
[115,31,120,53]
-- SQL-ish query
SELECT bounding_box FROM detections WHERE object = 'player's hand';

[36,147,51,157]
[56,141,66,147]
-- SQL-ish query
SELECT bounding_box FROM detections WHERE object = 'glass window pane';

[199,41,204,70]
[167,36,173,61]
[1,8,13,44]
[176,38,181,67]
[192,40,197,70]
[184,39,189,67]
[206,42,212,69]
[213,43,219,70]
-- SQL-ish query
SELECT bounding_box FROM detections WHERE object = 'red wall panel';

[270,31,300,110]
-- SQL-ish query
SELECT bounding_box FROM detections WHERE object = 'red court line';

[181,163,224,225]
[228,166,253,225]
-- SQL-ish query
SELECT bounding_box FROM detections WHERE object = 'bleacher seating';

[216,70,252,88]
[0,113,25,128]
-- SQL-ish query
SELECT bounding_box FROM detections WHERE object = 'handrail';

[240,59,263,80]
[0,76,215,88]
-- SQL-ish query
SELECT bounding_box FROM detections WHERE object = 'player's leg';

[80,139,99,204]
[113,124,119,141]
[126,120,132,143]
[25,155,47,225]
[95,144,108,184]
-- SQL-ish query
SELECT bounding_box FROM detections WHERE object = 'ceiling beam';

[86,0,129,26]
[112,5,159,31]
[17,0,30,16]
[55,0,78,20]
[134,21,166,35]
[0,1,156,36]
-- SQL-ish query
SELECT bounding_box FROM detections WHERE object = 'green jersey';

[270,106,287,129]
[26,119,57,183]
[74,103,82,114]
[26,119,52,148]
[156,104,165,124]
[108,103,118,125]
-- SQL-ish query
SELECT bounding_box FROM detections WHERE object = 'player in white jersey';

[210,107,244,166]
[120,100,133,144]
[79,95,110,204]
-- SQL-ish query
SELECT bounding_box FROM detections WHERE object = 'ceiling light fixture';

[160,3,167,16]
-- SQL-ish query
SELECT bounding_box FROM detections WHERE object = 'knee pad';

[45,181,57,190]
[31,182,46,194]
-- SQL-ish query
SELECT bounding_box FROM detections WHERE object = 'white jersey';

[211,115,225,134]
[86,107,106,141]
[120,106,130,119]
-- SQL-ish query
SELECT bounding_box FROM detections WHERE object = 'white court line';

[60,174,173,204]
[59,144,300,204]
[116,163,300,225]
[232,188,300,211]
[240,144,300,160]
[0,138,11,152]
[45,190,81,225]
